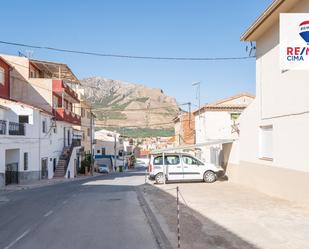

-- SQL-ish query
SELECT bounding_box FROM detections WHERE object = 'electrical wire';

[0,40,255,61]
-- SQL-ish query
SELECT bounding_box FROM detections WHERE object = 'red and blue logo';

[299,21,309,43]
[286,20,309,61]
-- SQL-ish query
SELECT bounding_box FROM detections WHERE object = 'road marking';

[43,210,53,217]
[4,229,30,249]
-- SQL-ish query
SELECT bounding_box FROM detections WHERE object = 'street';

[0,169,163,249]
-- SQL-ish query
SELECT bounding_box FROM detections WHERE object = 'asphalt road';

[0,169,161,249]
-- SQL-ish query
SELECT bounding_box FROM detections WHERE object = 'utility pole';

[90,105,94,175]
[146,102,150,127]
[188,102,191,129]
[114,132,117,172]
[192,81,201,118]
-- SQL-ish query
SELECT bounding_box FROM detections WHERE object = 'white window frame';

[259,125,273,161]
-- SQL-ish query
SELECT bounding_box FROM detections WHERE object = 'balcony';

[52,80,79,103]
[54,108,81,125]
[0,120,25,136]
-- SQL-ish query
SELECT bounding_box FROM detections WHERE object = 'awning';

[30,59,80,83]
[151,139,234,154]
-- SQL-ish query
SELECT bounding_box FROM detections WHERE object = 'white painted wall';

[94,140,124,157]
[0,99,75,182]
[233,0,309,173]
[195,111,241,163]
[65,146,81,179]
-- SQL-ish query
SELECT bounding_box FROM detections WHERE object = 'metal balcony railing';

[9,122,25,136]
[0,120,6,135]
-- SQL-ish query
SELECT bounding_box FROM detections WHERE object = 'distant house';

[94,129,127,171]
[193,93,254,164]
[173,112,195,146]
[226,0,309,207]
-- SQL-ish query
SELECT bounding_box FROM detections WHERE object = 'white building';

[94,129,124,157]
[193,93,254,164]
[226,0,309,207]
[0,54,82,185]
[0,98,59,186]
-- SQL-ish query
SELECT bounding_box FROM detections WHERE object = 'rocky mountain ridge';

[80,77,179,129]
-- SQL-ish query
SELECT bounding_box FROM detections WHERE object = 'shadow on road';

[140,183,259,249]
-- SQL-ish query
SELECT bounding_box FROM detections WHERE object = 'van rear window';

[153,156,163,165]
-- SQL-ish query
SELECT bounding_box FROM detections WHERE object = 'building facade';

[226,0,309,207]
[173,112,195,146]
[0,54,82,184]
[194,93,254,164]
[0,97,56,186]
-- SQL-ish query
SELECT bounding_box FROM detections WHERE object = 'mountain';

[80,77,180,131]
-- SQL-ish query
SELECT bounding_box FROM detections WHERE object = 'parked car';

[98,164,109,174]
[148,153,225,184]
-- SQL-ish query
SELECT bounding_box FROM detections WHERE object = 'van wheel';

[155,173,164,184]
[203,171,216,183]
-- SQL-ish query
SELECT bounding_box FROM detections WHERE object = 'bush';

[79,153,93,174]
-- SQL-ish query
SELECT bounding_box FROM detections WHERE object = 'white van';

[148,153,225,184]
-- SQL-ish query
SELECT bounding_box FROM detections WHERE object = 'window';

[230,113,241,121]
[24,152,28,171]
[19,115,29,124]
[102,148,106,155]
[153,155,180,165]
[42,120,47,133]
[259,125,273,160]
[182,155,202,165]
[154,156,163,165]
[0,67,4,85]
[97,149,100,154]
[165,155,180,165]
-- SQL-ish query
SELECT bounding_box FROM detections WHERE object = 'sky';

[1,0,272,108]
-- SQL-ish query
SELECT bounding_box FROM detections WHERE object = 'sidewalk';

[1,174,100,192]
[142,180,309,249]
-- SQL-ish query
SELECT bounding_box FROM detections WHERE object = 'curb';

[0,174,101,193]
[136,186,174,249]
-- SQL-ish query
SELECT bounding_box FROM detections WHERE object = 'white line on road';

[4,229,30,249]
[43,210,53,217]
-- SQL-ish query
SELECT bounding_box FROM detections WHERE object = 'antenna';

[18,51,27,58]
[25,50,34,59]
[246,42,256,57]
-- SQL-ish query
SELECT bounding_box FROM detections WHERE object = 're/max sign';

[286,47,309,61]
